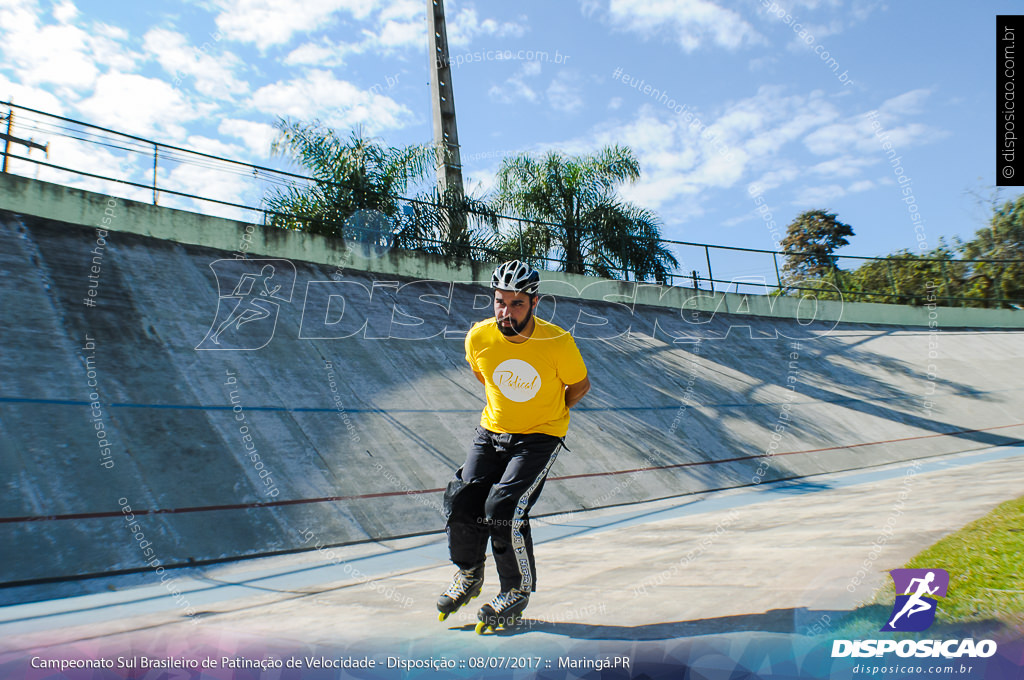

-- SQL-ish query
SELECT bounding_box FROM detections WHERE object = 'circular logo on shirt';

[492,359,541,402]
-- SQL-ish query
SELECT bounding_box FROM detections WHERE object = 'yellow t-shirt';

[465,317,588,437]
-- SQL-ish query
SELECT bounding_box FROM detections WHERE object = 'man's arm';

[564,375,590,408]
[473,370,486,385]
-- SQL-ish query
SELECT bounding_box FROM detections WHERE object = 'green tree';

[265,118,433,241]
[846,241,965,306]
[959,194,1024,307]
[495,145,679,282]
[780,209,854,283]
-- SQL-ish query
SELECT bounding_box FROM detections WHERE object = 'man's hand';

[564,375,590,408]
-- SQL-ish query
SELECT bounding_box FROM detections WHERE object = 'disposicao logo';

[882,568,949,632]
[831,568,997,660]
[197,259,295,351]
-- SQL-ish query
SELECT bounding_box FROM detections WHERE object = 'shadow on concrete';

[450,607,844,639]
[461,606,1013,641]
[3,212,1022,584]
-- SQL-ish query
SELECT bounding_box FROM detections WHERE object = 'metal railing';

[2,99,1021,309]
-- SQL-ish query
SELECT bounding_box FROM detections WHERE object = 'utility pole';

[427,0,466,224]
[1,102,49,172]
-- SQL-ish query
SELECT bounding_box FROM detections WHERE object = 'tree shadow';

[569,298,1022,497]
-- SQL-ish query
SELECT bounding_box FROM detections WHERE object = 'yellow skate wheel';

[438,611,449,622]
[474,621,490,635]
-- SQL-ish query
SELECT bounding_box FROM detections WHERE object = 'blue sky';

[0,0,1019,283]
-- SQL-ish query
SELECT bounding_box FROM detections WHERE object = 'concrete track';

[1,447,1021,676]
[2,209,1023,585]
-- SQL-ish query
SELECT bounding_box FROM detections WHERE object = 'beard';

[497,307,533,337]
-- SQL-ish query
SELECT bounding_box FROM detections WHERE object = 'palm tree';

[495,145,678,281]
[265,118,434,241]
[394,185,507,261]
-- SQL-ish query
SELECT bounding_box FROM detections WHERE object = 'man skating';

[437,260,591,632]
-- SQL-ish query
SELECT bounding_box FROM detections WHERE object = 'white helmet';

[491,260,540,296]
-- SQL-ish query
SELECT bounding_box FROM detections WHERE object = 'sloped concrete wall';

[1,180,1022,585]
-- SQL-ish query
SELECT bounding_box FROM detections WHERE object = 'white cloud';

[3,22,99,89]
[284,41,344,67]
[748,55,778,72]
[488,64,583,113]
[182,135,247,159]
[783,20,843,48]
[89,26,143,72]
[804,92,943,157]
[77,72,203,140]
[379,0,420,23]
[0,73,67,114]
[751,166,800,193]
[792,183,845,206]
[803,122,869,156]
[270,2,423,64]
[210,0,520,64]
[211,0,381,47]
[0,0,38,37]
[0,0,141,95]
[551,84,902,221]
[756,0,881,46]
[51,0,77,23]
[488,63,540,105]
[606,0,763,52]
[248,70,414,134]
[547,72,584,113]
[219,118,278,157]
[376,18,424,51]
[159,161,257,220]
[809,155,874,178]
[143,28,249,100]
[877,88,931,117]
[447,4,527,49]
[25,133,151,199]
[587,111,718,212]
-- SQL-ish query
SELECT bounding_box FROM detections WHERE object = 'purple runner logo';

[197,259,295,351]
[881,568,949,632]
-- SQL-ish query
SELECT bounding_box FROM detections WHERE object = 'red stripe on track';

[3,422,1021,524]
[548,422,1024,482]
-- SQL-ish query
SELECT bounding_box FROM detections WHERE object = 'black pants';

[443,427,563,593]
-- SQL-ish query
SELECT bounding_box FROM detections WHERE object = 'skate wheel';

[438,611,449,622]
[474,621,490,635]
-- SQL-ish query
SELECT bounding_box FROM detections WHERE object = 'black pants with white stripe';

[443,427,562,593]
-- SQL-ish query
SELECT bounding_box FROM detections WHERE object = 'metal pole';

[2,107,12,173]
[772,252,782,293]
[941,259,950,306]
[152,144,159,205]
[886,260,898,304]
[994,266,1004,309]
[704,245,714,293]
[621,229,628,281]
